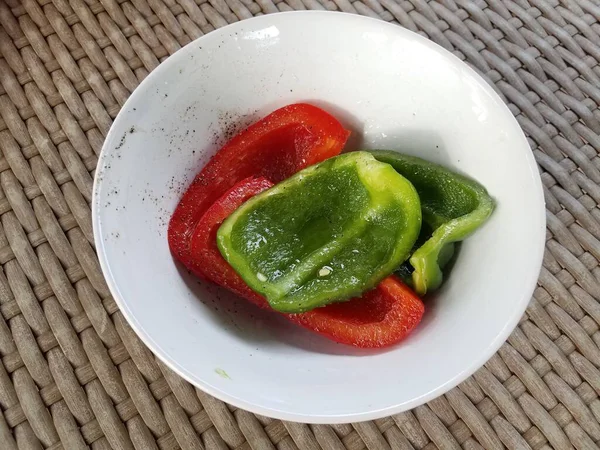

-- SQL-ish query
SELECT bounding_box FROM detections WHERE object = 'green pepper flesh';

[217,152,422,313]
[369,150,494,295]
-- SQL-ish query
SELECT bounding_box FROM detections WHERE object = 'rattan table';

[1,0,600,448]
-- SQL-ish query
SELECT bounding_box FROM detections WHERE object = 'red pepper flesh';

[190,176,273,308]
[168,103,350,277]
[289,276,425,348]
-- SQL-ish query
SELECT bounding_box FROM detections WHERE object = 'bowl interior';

[93,12,545,422]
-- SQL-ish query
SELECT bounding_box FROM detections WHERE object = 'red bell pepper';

[288,276,424,348]
[168,103,350,277]
[191,177,424,348]
[171,103,423,347]
[190,176,273,308]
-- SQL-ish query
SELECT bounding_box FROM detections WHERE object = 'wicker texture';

[0,0,600,448]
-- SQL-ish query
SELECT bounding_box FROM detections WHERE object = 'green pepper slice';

[217,152,422,313]
[369,151,494,295]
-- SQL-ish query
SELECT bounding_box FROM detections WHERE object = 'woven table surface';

[1,0,600,448]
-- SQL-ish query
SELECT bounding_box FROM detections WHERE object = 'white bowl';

[93,11,545,423]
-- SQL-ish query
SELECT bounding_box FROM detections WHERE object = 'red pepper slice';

[288,276,424,348]
[168,103,350,276]
[190,177,424,347]
[190,176,273,308]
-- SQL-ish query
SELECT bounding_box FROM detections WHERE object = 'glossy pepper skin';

[369,151,495,295]
[168,103,349,279]
[289,275,424,348]
[217,152,422,313]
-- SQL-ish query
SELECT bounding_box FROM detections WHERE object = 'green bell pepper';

[217,152,422,313]
[369,151,494,295]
